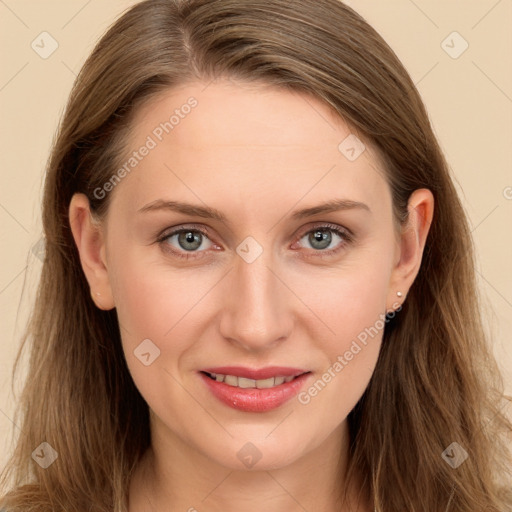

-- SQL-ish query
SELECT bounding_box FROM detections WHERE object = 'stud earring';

[397,291,403,297]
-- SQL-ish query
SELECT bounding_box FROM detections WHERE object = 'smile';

[199,367,312,412]
[204,372,298,388]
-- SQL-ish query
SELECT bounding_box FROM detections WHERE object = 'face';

[86,79,405,470]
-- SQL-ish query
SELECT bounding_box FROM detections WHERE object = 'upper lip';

[201,366,309,380]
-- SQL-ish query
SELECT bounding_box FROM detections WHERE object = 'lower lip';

[199,372,311,412]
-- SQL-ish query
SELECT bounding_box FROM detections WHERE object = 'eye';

[293,223,353,257]
[157,225,216,260]
[156,222,353,261]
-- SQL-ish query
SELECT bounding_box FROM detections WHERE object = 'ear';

[69,193,115,310]
[387,188,434,311]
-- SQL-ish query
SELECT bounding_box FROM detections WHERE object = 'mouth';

[199,367,312,412]
[201,371,304,389]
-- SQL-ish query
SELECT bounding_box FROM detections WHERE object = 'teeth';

[207,373,298,389]
[274,376,285,386]
[238,377,256,388]
[256,377,276,389]
[224,375,238,386]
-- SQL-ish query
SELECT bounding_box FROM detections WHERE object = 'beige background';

[1,0,511,467]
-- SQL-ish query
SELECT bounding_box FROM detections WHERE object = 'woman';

[1,0,510,511]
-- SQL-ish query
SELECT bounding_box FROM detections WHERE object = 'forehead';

[110,79,390,219]
[134,80,349,147]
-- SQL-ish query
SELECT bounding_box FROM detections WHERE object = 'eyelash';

[156,223,354,261]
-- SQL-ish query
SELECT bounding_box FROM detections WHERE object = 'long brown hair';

[1,1,511,510]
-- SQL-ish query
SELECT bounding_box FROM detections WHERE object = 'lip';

[199,367,311,413]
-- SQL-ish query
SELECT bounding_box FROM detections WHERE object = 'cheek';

[110,266,171,339]
[107,252,202,413]
[107,243,223,391]
[293,246,394,413]
[301,248,394,353]
[107,226,204,331]
[295,268,390,435]
[106,242,201,360]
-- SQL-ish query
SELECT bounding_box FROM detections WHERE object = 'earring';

[396,291,403,297]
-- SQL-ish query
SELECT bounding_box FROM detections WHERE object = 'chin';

[202,431,310,472]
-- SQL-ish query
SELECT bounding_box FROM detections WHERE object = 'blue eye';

[294,223,352,258]
[157,223,353,261]
[158,227,213,259]
[301,228,341,250]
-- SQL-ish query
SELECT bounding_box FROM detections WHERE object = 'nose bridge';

[219,245,293,350]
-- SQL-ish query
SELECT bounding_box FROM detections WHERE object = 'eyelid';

[156,223,211,239]
[294,221,354,241]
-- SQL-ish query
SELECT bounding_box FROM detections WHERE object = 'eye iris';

[178,231,202,251]
[309,229,332,250]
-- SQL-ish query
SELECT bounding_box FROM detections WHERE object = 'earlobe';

[69,193,115,310]
[387,188,434,309]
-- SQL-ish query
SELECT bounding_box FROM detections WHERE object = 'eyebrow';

[137,198,371,224]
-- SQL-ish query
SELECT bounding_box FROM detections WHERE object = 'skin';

[69,79,434,512]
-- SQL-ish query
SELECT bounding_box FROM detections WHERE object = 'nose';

[218,248,294,352]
